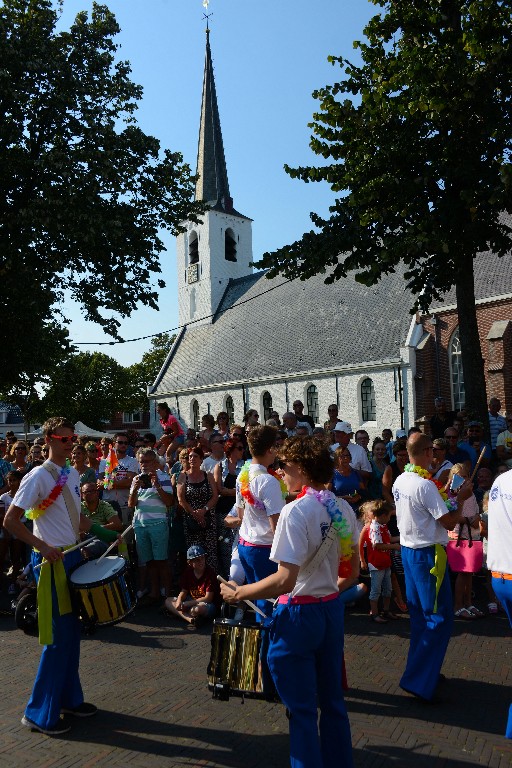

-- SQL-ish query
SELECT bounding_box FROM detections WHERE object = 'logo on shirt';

[320,521,330,541]
[490,485,499,502]
[393,489,400,502]
[74,485,80,497]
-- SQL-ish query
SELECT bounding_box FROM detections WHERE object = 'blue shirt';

[488,413,507,450]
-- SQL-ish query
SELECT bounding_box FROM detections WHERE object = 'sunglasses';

[50,434,78,444]
[116,440,128,445]
[277,460,288,470]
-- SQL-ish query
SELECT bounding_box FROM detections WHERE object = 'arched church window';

[225,395,235,425]
[225,228,237,262]
[191,400,200,432]
[361,378,376,421]
[449,328,465,411]
[306,385,319,425]
[189,231,199,265]
[262,391,273,422]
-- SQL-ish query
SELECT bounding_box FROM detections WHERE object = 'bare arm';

[221,561,300,603]
[4,505,63,562]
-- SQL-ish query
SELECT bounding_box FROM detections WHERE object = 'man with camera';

[128,448,173,605]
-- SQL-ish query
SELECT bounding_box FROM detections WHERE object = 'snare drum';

[207,618,277,701]
[69,556,136,628]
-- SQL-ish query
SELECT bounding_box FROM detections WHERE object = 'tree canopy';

[0,0,204,391]
[125,333,176,413]
[258,0,512,423]
[38,351,131,429]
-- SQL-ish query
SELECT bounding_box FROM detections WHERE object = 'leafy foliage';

[0,0,205,391]
[257,0,512,420]
[125,333,176,412]
[37,351,131,429]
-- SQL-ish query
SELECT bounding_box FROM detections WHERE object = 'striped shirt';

[488,412,507,450]
[132,470,172,526]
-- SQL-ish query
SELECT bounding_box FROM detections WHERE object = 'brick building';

[414,251,512,421]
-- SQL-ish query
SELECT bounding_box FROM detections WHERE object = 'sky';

[59,0,377,366]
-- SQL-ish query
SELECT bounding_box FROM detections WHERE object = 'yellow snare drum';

[69,556,136,628]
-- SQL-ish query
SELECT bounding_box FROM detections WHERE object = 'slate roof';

[430,249,512,309]
[154,265,415,394]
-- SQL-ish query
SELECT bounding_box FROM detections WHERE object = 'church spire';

[195,27,234,213]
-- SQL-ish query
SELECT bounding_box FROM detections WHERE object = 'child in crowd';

[163,545,220,628]
[0,471,25,593]
[359,500,400,624]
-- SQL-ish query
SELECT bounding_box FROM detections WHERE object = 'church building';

[149,30,512,435]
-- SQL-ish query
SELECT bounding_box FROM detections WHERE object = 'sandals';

[370,614,387,624]
[381,611,399,620]
[467,605,484,618]
[394,599,408,613]
[454,607,476,620]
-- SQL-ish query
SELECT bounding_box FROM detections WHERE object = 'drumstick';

[469,446,487,483]
[96,524,133,564]
[33,537,99,571]
[217,575,267,618]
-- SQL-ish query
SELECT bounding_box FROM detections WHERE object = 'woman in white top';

[446,463,483,619]
[221,436,356,768]
[430,439,453,485]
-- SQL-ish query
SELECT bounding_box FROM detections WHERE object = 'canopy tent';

[74,421,115,438]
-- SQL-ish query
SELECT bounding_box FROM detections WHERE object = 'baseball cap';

[467,420,482,427]
[396,429,407,439]
[333,421,353,434]
[186,545,206,560]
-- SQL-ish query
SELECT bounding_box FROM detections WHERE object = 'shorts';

[175,434,185,445]
[135,520,169,562]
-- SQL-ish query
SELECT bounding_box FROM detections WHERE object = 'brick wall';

[415,297,512,420]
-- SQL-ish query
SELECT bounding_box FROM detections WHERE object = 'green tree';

[258,0,512,428]
[0,0,204,391]
[38,351,130,429]
[125,333,176,412]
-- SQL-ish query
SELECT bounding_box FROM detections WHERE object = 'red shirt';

[160,414,184,437]
[180,565,220,604]
[362,522,392,570]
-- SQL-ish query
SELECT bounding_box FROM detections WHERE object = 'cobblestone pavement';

[0,595,510,768]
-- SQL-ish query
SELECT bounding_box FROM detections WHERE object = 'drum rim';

[69,556,128,588]
[213,618,262,629]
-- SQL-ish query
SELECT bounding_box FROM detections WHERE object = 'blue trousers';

[492,576,512,738]
[25,549,84,729]
[400,545,453,701]
[238,543,277,620]
[267,599,353,768]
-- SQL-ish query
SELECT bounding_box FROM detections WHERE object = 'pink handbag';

[446,520,483,573]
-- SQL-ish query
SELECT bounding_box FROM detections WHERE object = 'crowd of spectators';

[0,394,509,624]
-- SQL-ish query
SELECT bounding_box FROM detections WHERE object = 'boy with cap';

[163,545,219,626]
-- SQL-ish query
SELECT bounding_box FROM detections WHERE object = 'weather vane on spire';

[202,0,213,30]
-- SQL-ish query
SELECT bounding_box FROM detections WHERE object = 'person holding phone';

[129,448,173,605]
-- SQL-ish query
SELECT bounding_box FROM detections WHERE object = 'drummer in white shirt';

[4,417,119,737]
[222,435,356,768]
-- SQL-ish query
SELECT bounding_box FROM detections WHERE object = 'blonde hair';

[360,499,393,525]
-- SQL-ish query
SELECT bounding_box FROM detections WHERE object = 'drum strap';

[43,461,80,541]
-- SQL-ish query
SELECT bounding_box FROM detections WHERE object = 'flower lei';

[404,464,457,511]
[103,449,118,490]
[297,486,353,577]
[25,461,71,521]
[238,460,287,509]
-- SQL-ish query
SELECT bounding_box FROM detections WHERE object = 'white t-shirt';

[101,455,140,507]
[201,456,222,474]
[270,493,357,598]
[487,469,512,573]
[236,464,285,546]
[392,471,450,548]
[331,442,372,473]
[13,462,81,547]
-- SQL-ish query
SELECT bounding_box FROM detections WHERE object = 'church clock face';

[188,263,199,283]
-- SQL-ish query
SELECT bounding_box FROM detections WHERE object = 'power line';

[72,274,294,346]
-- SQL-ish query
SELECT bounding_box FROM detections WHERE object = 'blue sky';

[61,0,376,365]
